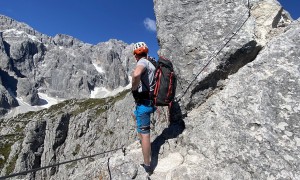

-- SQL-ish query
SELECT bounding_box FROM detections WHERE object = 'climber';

[131,42,156,175]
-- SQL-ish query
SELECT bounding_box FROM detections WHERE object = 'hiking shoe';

[141,164,153,175]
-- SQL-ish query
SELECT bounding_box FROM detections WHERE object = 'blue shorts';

[134,103,156,134]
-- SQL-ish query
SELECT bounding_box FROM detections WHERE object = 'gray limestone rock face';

[0,71,19,113]
[12,120,47,179]
[180,19,300,180]
[0,15,51,45]
[154,0,292,112]
[0,34,19,112]
[92,39,132,90]
[52,34,76,48]
[0,91,141,179]
[0,85,18,115]
[0,32,10,70]
[66,1,299,179]
[1,0,300,179]
[16,78,40,105]
[0,15,132,116]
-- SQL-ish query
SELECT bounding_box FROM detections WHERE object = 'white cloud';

[144,18,156,32]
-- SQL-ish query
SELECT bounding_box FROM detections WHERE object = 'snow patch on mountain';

[3,29,41,42]
[92,63,105,73]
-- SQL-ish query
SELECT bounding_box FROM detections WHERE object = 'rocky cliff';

[1,0,300,179]
[0,14,134,117]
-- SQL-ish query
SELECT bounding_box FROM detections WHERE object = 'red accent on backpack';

[152,56,177,107]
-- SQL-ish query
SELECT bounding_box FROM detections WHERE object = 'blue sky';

[0,0,159,58]
[0,0,299,59]
[278,0,300,20]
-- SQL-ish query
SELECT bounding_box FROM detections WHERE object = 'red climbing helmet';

[133,42,149,55]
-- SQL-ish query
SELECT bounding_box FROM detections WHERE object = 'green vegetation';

[65,162,77,170]
[6,154,18,175]
[15,124,24,133]
[0,142,13,170]
[0,134,24,171]
[111,89,130,103]
[0,89,130,174]
[95,89,130,116]
[48,99,73,113]
[71,89,130,117]
[20,111,37,119]
[72,144,81,156]
[7,90,130,123]
[71,98,106,116]
[104,129,114,136]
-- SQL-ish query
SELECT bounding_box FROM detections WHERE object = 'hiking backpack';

[148,56,177,107]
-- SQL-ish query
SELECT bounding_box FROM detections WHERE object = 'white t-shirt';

[136,57,156,93]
